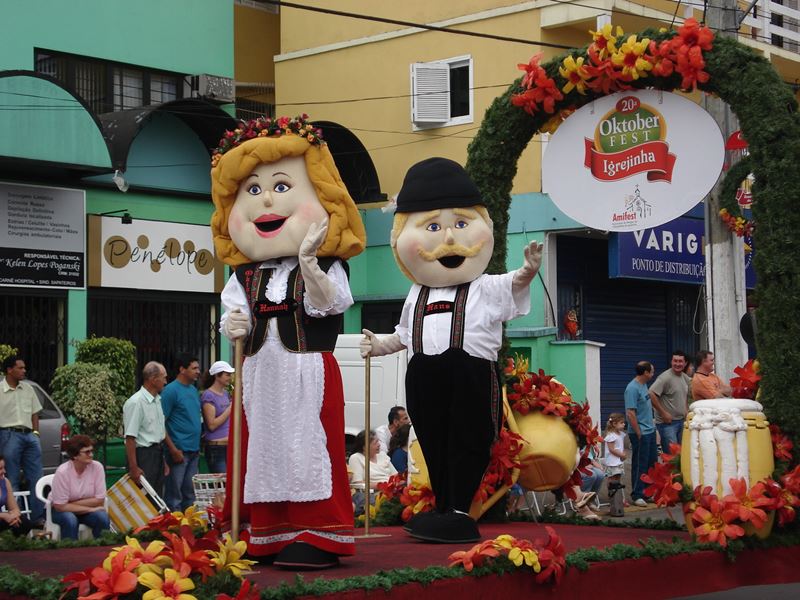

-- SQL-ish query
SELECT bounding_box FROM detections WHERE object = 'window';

[35,49,184,114]
[410,55,473,129]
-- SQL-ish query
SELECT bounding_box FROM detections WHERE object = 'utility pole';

[702,0,748,381]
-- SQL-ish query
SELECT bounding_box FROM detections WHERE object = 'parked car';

[27,380,68,475]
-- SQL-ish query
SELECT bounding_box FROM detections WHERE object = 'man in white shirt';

[361,157,542,543]
[375,406,410,454]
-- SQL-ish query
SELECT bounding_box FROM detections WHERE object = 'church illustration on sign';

[625,185,652,219]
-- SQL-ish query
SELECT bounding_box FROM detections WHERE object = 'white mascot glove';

[223,309,251,340]
[360,329,405,358]
[512,240,544,291]
[298,221,337,310]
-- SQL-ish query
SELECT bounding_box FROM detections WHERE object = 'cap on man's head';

[209,360,235,376]
[395,157,483,214]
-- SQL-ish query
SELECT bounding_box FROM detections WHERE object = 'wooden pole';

[230,338,244,543]
[363,355,372,535]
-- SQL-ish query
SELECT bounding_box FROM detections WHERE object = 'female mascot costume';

[210,116,365,569]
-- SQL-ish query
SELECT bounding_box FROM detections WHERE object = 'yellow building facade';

[259,0,800,201]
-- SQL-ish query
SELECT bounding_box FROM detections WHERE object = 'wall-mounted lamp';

[112,170,129,193]
[99,209,133,224]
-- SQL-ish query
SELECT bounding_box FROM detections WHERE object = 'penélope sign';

[542,90,724,232]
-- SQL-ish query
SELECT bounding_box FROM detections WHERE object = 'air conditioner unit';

[194,74,234,103]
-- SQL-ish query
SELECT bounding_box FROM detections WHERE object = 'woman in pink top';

[51,434,109,539]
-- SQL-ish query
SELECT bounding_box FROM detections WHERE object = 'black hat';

[396,157,483,213]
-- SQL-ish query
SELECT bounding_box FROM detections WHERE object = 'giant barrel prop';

[680,398,775,538]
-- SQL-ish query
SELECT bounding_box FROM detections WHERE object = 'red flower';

[662,442,682,465]
[691,494,745,547]
[533,526,566,584]
[585,46,630,95]
[763,478,798,526]
[675,45,710,90]
[730,359,761,399]
[376,473,407,500]
[672,17,714,52]
[474,429,525,503]
[781,464,800,495]
[135,511,180,533]
[641,461,683,507]
[61,566,94,599]
[770,424,794,462]
[533,381,572,417]
[723,478,773,530]
[215,579,261,600]
[511,55,564,115]
[508,376,536,415]
[648,40,675,77]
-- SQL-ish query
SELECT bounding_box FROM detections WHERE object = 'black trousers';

[405,348,500,513]
[0,516,31,537]
[133,443,165,498]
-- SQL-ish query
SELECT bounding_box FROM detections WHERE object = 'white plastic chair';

[35,473,106,541]
[11,491,31,517]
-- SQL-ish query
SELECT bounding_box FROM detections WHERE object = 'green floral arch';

[466,30,800,443]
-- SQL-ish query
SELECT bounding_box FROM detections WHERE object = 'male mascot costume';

[361,157,542,543]
[210,116,365,568]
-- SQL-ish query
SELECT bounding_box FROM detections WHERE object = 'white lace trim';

[242,338,331,503]
[248,528,355,545]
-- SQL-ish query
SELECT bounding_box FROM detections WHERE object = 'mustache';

[418,240,486,261]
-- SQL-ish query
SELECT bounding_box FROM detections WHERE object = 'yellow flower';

[175,505,206,530]
[139,564,196,600]
[589,23,624,57]
[611,35,653,80]
[508,547,541,572]
[559,55,590,95]
[210,534,257,578]
[493,534,516,549]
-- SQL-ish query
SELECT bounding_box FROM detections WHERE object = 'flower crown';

[211,114,324,167]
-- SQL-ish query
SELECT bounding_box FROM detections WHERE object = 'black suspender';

[411,283,470,354]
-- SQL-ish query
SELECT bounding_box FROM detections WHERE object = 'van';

[333,334,407,447]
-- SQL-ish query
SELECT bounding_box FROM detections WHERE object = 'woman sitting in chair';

[0,454,32,537]
[348,429,397,487]
[51,435,110,539]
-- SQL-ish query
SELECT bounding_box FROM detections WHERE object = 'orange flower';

[764,478,800,526]
[448,539,501,572]
[511,55,564,115]
[723,478,773,530]
[163,532,215,581]
[585,46,630,95]
[215,579,260,600]
[61,566,94,599]
[730,359,761,399]
[691,495,745,547]
[85,547,140,600]
[780,464,800,495]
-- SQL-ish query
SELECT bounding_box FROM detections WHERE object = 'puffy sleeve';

[482,272,531,322]
[393,285,419,349]
[220,273,250,333]
[304,260,354,317]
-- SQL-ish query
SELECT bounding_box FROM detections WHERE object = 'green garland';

[4,530,799,600]
[509,510,687,531]
[719,155,753,225]
[466,28,800,447]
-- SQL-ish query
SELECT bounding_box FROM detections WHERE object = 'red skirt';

[223,352,355,556]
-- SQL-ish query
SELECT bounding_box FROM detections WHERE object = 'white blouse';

[348,452,397,487]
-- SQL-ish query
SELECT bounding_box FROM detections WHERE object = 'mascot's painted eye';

[247,183,262,195]
[426,223,442,232]
[454,220,469,229]
[274,182,291,193]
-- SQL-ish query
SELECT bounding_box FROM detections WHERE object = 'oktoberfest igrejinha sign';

[542,90,724,232]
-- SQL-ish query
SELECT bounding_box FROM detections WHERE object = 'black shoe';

[402,511,432,533]
[407,511,481,544]
[273,542,340,570]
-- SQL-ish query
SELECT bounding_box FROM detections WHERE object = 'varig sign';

[543,90,724,232]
